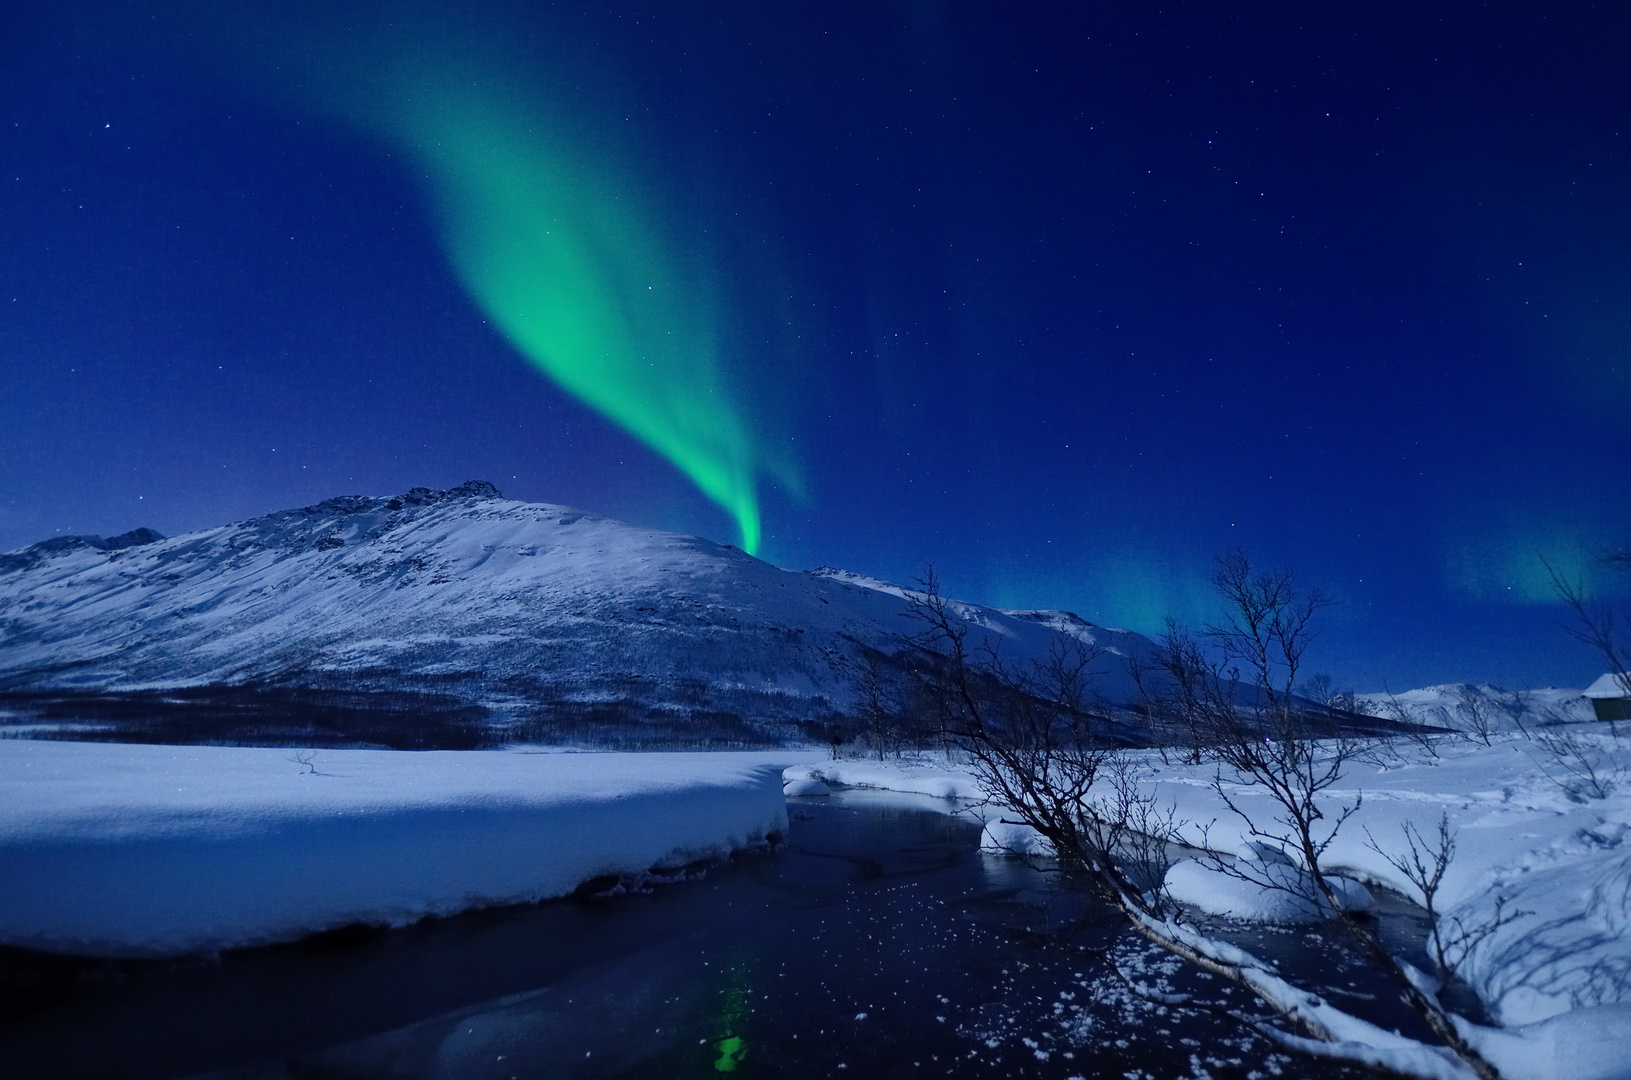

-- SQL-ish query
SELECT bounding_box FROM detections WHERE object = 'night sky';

[3,2,1628,690]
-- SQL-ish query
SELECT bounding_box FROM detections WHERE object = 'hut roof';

[1583,673,1630,699]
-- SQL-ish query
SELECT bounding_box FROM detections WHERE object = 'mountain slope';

[0,482,1157,746]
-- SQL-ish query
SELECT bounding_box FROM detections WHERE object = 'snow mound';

[1163,859,1374,923]
[781,766,833,796]
[980,819,1056,857]
[1233,839,1295,864]
[0,740,820,957]
[804,758,984,800]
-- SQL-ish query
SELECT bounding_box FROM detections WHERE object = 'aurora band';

[377,79,766,552]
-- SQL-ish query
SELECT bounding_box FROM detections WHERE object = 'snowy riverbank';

[0,742,821,956]
[794,734,1631,1079]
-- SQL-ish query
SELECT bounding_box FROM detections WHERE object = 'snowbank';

[781,765,834,796]
[788,757,984,801]
[783,759,1051,853]
[0,741,820,957]
[1464,1003,1631,1080]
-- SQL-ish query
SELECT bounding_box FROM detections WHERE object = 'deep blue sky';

[2,1,1627,690]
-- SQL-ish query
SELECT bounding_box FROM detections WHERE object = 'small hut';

[1583,673,1631,722]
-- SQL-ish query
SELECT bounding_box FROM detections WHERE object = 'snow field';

[0,741,822,956]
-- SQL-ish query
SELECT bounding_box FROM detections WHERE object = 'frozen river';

[0,790,1434,1079]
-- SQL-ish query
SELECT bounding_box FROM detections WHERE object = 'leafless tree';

[905,567,1164,905]
[1131,619,1213,762]
[1365,814,1527,998]
[1151,553,1505,1076]
[909,555,1509,1080]
[1370,688,1446,761]
[1455,687,1499,747]
[858,651,895,760]
[1299,672,1357,715]
[1545,549,1631,737]
[1491,686,1536,736]
[1496,688,1622,801]
[1146,553,1369,914]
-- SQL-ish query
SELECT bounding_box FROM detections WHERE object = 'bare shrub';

[908,557,1510,1080]
[1366,814,1527,994]
[1455,687,1499,746]
[1531,723,1621,801]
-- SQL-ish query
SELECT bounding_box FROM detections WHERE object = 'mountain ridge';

[0,482,1157,747]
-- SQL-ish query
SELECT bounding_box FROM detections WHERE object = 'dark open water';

[0,791,1436,1079]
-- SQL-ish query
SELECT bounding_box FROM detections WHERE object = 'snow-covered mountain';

[0,482,1158,746]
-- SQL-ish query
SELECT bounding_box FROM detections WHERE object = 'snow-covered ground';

[0,741,821,956]
[793,733,1631,1079]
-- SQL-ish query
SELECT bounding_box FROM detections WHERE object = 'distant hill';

[1351,683,1592,733]
[0,482,1159,748]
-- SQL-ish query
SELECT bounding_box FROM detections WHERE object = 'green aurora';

[383,79,767,552]
[710,953,754,1072]
[149,2,779,551]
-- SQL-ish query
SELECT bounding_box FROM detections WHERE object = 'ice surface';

[0,740,821,956]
